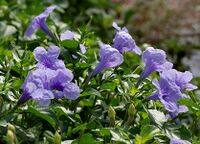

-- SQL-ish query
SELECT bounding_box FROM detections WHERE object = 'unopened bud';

[108,106,116,119]
[6,130,15,144]
[128,103,135,116]
[8,123,15,133]
[125,103,136,125]
[108,106,116,127]
[54,131,61,144]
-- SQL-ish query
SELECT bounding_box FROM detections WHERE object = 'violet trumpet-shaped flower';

[147,70,193,122]
[140,47,173,80]
[60,30,86,54]
[161,69,197,91]
[18,69,56,106]
[112,22,141,55]
[25,6,56,39]
[18,68,80,106]
[148,78,182,113]
[18,45,80,106]
[91,42,123,76]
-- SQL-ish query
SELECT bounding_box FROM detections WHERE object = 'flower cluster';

[23,6,197,122]
[18,45,80,106]
[92,22,141,76]
[146,65,197,121]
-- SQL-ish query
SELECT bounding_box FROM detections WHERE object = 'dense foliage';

[0,1,200,144]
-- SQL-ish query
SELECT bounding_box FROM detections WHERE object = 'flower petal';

[31,88,54,106]
[60,30,75,41]
[34,46,47,62]
[63,82,80,100]
[112,22,121,31]
[47,45,60,60]
[79,44,86,54]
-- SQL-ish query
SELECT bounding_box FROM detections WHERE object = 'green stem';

[81,72,93,89]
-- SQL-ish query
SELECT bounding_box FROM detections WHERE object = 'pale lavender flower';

[49,69,80,99]
[18,45,80,106]
[18,69,56,106]
[148,78,182,113]
[140,47,173,80]
[161,69,197,91]
[60,30,86,54]
[91,42,123,76]
[112,22,141,55]
[60,30,75,41]
[25,6,56,39]
[18,68,80,106]
[147,70,192,122]
[170,138,189,144]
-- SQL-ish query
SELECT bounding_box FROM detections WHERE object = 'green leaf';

[61,40,79,51]
[110,129,131,144]
[139,125,159,143]
[71,124,87,134]
[99,128,110,137]
[148,109,167,126]
[81,88,101,97]
[179,98,200,111]
[74,133,96,144]
[101,82,117,91]
[12,79,23,89]
[21,106,56,128]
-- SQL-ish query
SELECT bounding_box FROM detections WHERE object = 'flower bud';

[6,130,15,144]
[108,106,116,127]
[128,103,135,116]
[125,103,135,125]
[108,106,116,119]
[54,131,61,144]
[7,123,15,133]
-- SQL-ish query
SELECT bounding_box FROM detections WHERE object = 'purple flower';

[18,45,80,106]
[18,69,56,106]
[25,6,56,39]
[161,69,197,91]
[91,42,123,76]
[140,47,173,80]
[147,69,195,122]
[168,105,188,121]
[112,22,141,55]
[49,69,80,99]
[148,78,182,113]
[170,138,189,144]
[34,45,69,70]
[18,68,80,106]
[60,30,75,41]
[60,30,86,54]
